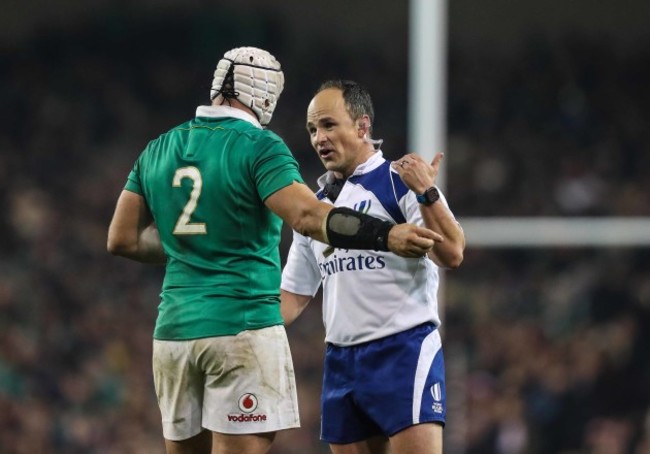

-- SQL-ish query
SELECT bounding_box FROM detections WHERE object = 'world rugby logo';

[238,393,258,413]
[431,383,442,402]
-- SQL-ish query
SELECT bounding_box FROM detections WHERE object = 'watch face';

[417,187,439,205]
[427,187,440,203]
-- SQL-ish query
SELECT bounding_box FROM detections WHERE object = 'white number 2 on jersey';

[172,166,207,235]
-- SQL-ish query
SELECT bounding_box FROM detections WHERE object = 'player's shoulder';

[145,119,193,149]
[244,125,286,145]
[209,118,287,149]
[244,129,294,161]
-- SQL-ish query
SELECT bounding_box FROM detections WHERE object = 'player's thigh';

[388,422,443,454]
[153,339,205,441]
[329,436,388,454]
[211,432,275,454]
[164,430,211,454]
[200,325,300,435]
[162,430,275,454]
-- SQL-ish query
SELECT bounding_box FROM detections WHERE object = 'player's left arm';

[107,190,166,264]
[392,153,465,269]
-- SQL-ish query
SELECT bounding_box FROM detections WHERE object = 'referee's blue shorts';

[321,322,446,444]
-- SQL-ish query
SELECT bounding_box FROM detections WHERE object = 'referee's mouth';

[319,148,335,159]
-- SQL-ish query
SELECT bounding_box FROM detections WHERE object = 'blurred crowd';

[0,11,649,454]
[445,248,650,454]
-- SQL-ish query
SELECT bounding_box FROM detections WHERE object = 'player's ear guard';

[325,207,393,251]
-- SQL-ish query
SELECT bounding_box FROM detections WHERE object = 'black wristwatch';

[416,186,440,205]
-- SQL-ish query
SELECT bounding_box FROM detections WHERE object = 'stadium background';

[1,1,648,452]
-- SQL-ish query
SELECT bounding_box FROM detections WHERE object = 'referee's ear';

[357,115,370,138]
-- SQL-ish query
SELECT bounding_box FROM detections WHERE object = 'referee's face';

[306,88,373,179]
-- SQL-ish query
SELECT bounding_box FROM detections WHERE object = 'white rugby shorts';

[153,325,300,440]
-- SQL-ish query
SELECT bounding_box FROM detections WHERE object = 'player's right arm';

[107,190,167,264]
[265,182,442,257]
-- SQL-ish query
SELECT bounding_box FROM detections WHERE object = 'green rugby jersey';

[124,106,304,340]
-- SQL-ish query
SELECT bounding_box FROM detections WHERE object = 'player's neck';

[212,96,257,120]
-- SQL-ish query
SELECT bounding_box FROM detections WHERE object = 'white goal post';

[459,217,650,247]
[408,0,650,249]
[408,2,649,453]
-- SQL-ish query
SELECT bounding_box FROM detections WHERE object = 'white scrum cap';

[210,47,285,126]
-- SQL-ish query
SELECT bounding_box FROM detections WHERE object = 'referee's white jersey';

[281,152,454,346]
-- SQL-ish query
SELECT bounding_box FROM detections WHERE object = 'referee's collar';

[195,105,262,129]
[316,151,385,189]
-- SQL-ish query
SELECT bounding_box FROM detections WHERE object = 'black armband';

[325,207,394,251]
